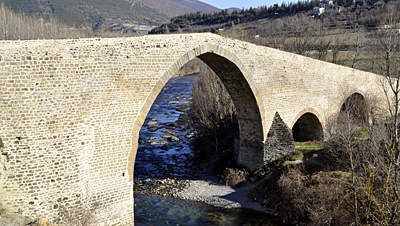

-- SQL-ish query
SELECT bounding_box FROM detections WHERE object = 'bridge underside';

[198,53,265,171]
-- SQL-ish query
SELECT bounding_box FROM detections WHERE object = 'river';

[134,74,283,226]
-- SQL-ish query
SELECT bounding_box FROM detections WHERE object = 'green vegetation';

[82,0,169,26]
[1,0,40,13]
[282,160,303,167]
[2,0,85,26]
[150,0,382,34]
[295,142,326,154]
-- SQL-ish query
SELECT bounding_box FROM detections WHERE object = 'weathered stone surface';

[264,112,296,164]
[32,218,53,226]
[0,33,387,225]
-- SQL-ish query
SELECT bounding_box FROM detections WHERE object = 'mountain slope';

[124,0,197,18]
[0,0,221,35]
[0,0,170,27]
[168,0,221,13]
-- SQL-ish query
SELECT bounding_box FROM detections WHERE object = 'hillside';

[1,0,169,28]
[167,0,221,13]
[0,0,221,35]
[150,0,382,35]
[123,0,197,18]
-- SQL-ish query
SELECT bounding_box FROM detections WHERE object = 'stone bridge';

[0,33,385,225]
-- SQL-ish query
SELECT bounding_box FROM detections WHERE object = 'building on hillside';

[319,1,333,10]
[313,7,325,16]
[313,1,333,16]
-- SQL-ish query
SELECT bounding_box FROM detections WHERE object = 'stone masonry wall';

[0,33,386,224]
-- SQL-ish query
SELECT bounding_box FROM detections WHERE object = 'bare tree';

[331,32,348,64]
[187,65,236,156]
[330,93,370,225]
[361,5,400,224]
[348,24,368,69]
[283,14,330,60]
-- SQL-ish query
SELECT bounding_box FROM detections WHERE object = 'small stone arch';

[291,109,324,142]
[127,44,265,179]
[338,92,367,126]
[290,107,323,129]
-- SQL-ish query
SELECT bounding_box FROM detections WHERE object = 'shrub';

[222,168,248,187]
[277,169,354,225]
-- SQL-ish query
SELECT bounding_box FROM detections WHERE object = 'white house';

[313,7,325,16]
[319,1,333,10]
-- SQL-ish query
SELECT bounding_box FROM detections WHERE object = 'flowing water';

[134,74,198,180]
[135,193,282,226]
[134,74,282,226]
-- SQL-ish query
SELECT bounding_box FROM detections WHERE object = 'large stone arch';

[127,45,265,179]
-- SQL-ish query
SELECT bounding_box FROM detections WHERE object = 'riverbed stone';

[147,119,159,132]
[169,136,180,142]
[161,129,176,135]
[160,134,172,139]
[159,139,168,145]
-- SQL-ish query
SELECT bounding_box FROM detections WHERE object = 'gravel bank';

[135,174,271,214]
[176,178,268,212]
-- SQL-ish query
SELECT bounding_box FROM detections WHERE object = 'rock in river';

[169,136,180,142]
[147,119,159,132]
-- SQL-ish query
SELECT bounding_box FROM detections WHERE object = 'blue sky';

[200,0,279,10]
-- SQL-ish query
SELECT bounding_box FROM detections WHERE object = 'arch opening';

[338,93,367,126]
[292,113,323,142]
[130,49,265,180]
[133,50,264,225]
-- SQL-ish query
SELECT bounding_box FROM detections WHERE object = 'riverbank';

[134,172,274,215]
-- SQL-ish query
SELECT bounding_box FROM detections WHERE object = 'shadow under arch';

[292,110,324,142]
[127,44,265,180]
[338,92,367,125]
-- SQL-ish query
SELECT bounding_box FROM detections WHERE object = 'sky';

[200,0,280,10]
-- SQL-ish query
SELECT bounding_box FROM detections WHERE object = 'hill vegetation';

[124,0,197,18]
[150,0,383,34]
[149,0,392,74]
[166,0,221,13]
[0,0,222,35]
[0,0,183,35]
[0,3,89,40]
